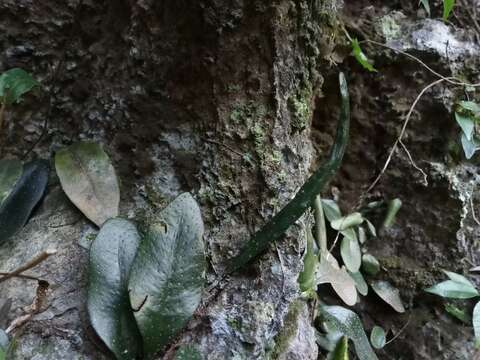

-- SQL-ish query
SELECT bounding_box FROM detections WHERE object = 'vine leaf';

[55,141,120,226]
[128,193,205,358]
[0,159,22,206]
[87,218,142,360]
[371,281,405,313]
[0,68,39,106]
[0,160,49,244]
[227,73,350,272]
[319,305,378,360]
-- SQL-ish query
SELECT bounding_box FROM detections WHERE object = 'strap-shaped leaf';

[0,159,22,206]
[319,305,378,360]
[0,160,49,243]
[55,142,120,226]
[87,218,142,360]
[129,193,205,358]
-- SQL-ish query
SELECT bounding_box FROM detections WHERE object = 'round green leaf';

[371,281,405,313]
[340,236,362,273]
[0,159,22,206]
[87,218,142,360]
[55,141,120,226]
[361,254,380,276]
[0,160,49,244]
[370,326,386,349]
[128,193,205,358]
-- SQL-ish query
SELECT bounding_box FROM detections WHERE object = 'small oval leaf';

[0,160,49,243]
[0,159,22,206]
[341,237,362,273]
[371,281,405,313]
[370,326,386,349]
[55,141,120,226]
[87,218,142,360]
[362,254,380,276]
[129,193,205,358]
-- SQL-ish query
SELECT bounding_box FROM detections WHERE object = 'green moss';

[288,84,314,132]
[269,300,304,360]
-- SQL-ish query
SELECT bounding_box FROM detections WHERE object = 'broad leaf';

[443,270,475,287]
[361,254,380,276]
[0,68,39,105]
[129,193,205,358]
[322,199,342,222]
[419,0,431,16]
[370,326,386,349]
[459,100,480,114]
[298,228,318,292]
[443,0,455,21]
[55,141,120,226]
[371,281,405,313]
[473,301,480,348]
[328,336,349,360]
[319,305,378,360]
[461,133,479,159]
[331,212,364,231]
[0,159,22,206]
[318,254,357,306]
[351,39,377,72]
[425,280,479,299]
[349,271,368,296]
[174,345,202,360]
[340,236,362,273]
[0,160,49,243]
[87,218,142,360]
[455,113,475,140]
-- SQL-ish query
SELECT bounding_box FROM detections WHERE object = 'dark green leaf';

[129,193,205,358]
[444,303,471,324]
[370,326,386,349]
[361,254,380,276]
[455,113,475,141]
[331,212,364,231]
[349,271,368,296]
[55,141,120,226]
[425,280,479,299]
[371,281,405,313]
[174,345,202,360]
[87,218,142,360]
[351,39,377,72]
[329,336,349,360]
[298,228,318,292]
[0,68,39,105]
[0,160,49,244]
[382,199,402,229]
[319,305,378,360]
[443,0,455,21]
[341,236,362,273]
[228,73,350,272]
[0,159,22,206]
[419,0,431,16]
[473,301,480,348]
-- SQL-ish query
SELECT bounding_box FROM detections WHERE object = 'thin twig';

[0,249,56,284]
[470,194,480,226]
[0,272,42,281]
[399,140,428,185]
[385,315,411,346]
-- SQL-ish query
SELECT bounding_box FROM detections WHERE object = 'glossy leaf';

[87,218,142,360]
[329,336,349,360]
[382,199,402,229]
[371,281,405,313]
[349,271,368,296]
[370,326,386,349]
[425,280,479,299]
[0,68,39,105]
[55,141,120,226]
[174,345,202,360]
[351,39,377,72]
[455,113,474,141]
[0,159,22,206]
[298,228,319,292]
[341,236,362,273]
[318,254,357,306]
[319,305,378,360]
[443,0,455,20]
[473,301,480,348]
[228,73,350,272]
[0,160,49,243]
[362,254,380,276]
[129,193,205,358]
[419,0,431,16]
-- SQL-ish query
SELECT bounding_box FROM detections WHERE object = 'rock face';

[1,0,480,359]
